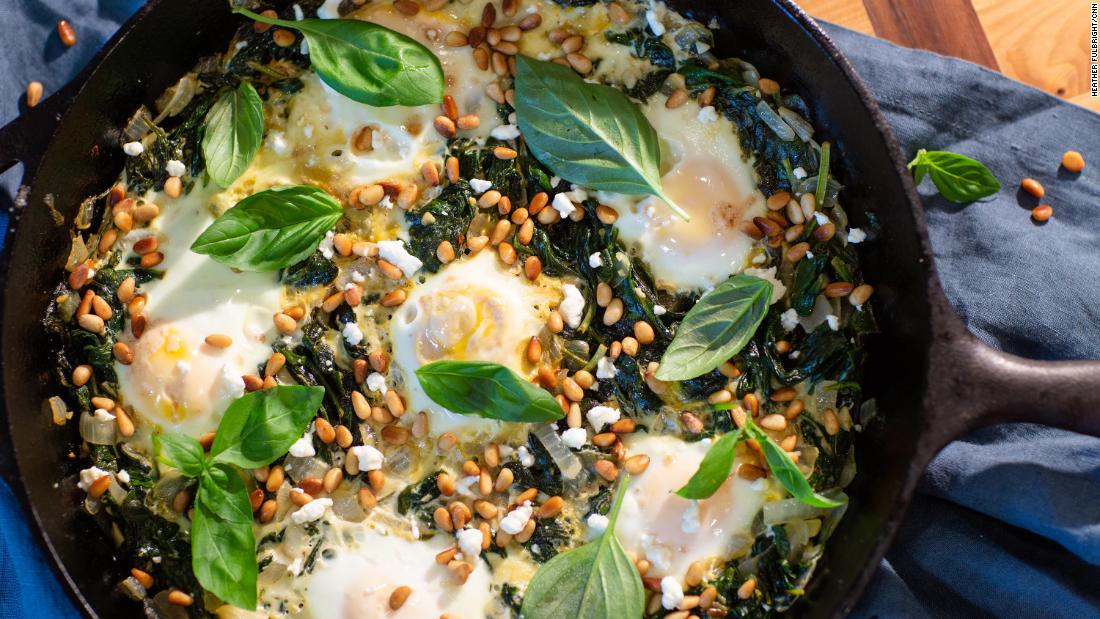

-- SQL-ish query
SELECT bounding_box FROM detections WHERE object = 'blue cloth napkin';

[1,4,1098,618]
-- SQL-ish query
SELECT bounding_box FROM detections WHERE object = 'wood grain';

[861,0,999,69]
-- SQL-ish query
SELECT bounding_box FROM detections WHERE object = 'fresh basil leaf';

[514,55,687,220]
[234,8,443,106]
[655,275,773,381]
[201,81,264,188]
[415,360,564,422]
[675,427,744,499]
[742,419,845,508]
[521,476,644,619]
[210,385,324,469]
[907,148,1000,203]
[193,463,257,610]
[153,433,206,477]
[191,185,344,272]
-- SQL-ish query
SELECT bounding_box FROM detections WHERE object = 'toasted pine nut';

[537,496,564,518]
[166,590,193,607]
[389,585,413,610]
[204,333,232,348]
[57,20,77,46]
[1031,204,1053,222]
[1020,178,1044,199]
[26,81,44,108]
[624,454,650,474]
[1062,151,1085,173]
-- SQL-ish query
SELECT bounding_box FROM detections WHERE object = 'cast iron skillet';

[1,0,1098,617]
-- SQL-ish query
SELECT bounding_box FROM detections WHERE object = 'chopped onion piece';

[778,106,815,142]
[532,423,582,479]
[79,410,116,445]
[49,396,72,427]
[762,497,828,525]
[756,101,797,142]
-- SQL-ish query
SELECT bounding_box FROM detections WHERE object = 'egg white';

[114,186,283,440]
[389,251,559,438]
[615,434,773,580]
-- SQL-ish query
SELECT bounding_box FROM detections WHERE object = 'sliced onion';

[762,497,828,525]
[117,576,146,601]
[778,106,815,142]
[49,396,72,427]
[331,490,366,523]
[107,476,127,504]
[80,410,116,445]
[122,106,154,142]
[756,101,797,141]
[153,73,198,124]
[65,233,90,272]
[532,423,582,479]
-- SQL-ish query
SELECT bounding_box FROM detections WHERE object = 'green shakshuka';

[47,0,875,617]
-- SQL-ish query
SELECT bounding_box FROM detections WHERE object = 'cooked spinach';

[712,526,810,617]
[522,516,571,563]
[281,251,338,289]
[405,181,476,273]
[504,434,563,497]
[273,317,355,427]
[397,471,443,518]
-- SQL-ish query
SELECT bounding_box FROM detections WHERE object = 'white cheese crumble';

[588,252,603,268]
[165,159,187,178]
[317,0,341,18]
[77,467,109,491]
[550,175,562,187]
[780,308,800,332]
[646,9,665,35]
[847,227,867,243]
[122,141,144,156]
[366,372,386,392]
[500,503,533,535]
[341,321,364,346]
[268,132,289,155]
[595,357,618,379]
[469,178,492,194]
[586,405,620,430]
[697,106,719,123]
[351,445,385,471]
[743,267,787,304]
[681,500,701,534]
[586,513,609,537]
[566,186,589,203]
[654,304,668,316]
[350,270,365,283]
[552,193,576,217]
[793,166,808,179]
[559,284,585,329]
[318,230,335,259]
[814,211,830,226]
[490,124,521,140]
[517,446,535,467]
[826,314,840,331]
[93,408,115,422]
[115,470,130,484]
[292,3,304,20]
[789,350,801,359]
[288,430,316,458]
[377,240,423,277]
[291,498,332,524]
[805,250,815,259]
[660,576,685,610]
[457,527,484,560]
[560,427,587,449]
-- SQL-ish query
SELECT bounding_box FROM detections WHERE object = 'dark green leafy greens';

[201,81,265,188]
[514,55,687,220]
[656,275,773,381]
[907,148,1000,203]
[415,360,564,422]
[234,8,443,106]
[153,385,323,609]
[190,184,343,272]
[520,476,644,619]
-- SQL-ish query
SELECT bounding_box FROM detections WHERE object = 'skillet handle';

[926,311,1100,445]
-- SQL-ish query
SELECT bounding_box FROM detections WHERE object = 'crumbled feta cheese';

[317,0,341,18]
[366,372,386,392]
[646,9,666,36]
[93,408,115,422]
[825,314,840,331]
[588,252,603,268]
[218,364,246,399]
[456,527,484,560]
[377,240,423,277]
[654,304,667,316]
[318,230,335,259]
[537,51,554,61]
[122,141,144,157]
[643,534,672,573]
[378,194,394,209]
[286,558,303,576]
[814,212,830,226]
[341,321,364,346]
[552,193,576,217]
[289,430,316,458]
[780,308,800,332]
[78,467,109,491]
[115,470,130,484]
[350,270,365,283]
[660,577,684,610]
[559,284,585,329]
[165,159,187,178]
[595,357,618,380]
[681,500,701,534]
[517,446,535,467]
[269,132,289,155]
[586,513,609,537]
[805,250,814,259]
[292,3,304,20]
[291,498,332,524]
[561,428,587,449]
[789,350,801,359]
[490,124,521,140]
[751,252,767,265]
[847,227,867,244]
[455,475,480,497]
[586,405,620,431]
[566,186,589,202]
[351,445,385,471]
[500,503,533,534]
[743,267,787,304]
[697,106,719,123]
[469,178,492,194]
[793,166,808,179]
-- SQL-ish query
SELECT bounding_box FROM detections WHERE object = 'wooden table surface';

[799,0,1100,113]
